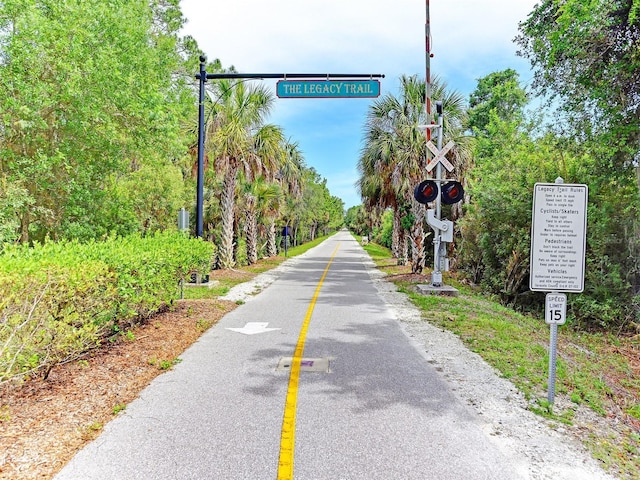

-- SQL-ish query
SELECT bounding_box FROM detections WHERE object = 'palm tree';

[358,124,407,262]
[239,175,282,264]
[261,180,283,258]
[279,140,305,199]
[275,140,305,247]
[361,75,427,273]
[360,75,472,273]
[206,79,282,268]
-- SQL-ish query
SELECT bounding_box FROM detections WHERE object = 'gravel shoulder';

[365,259,617,480]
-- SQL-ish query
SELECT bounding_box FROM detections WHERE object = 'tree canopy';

[0,0,194,242]
[0,0,345,264]
[357,61,639,330]
[516,0,640,155]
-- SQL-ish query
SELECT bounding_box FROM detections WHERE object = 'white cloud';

[181,0,423,72]
[181,0,536,75]
[181,0,540,208]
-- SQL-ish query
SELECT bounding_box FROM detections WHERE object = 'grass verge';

[363,242,639,479]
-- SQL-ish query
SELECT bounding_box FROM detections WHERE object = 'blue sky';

[180,0,539,210]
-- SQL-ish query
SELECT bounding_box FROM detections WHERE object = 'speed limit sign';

[545,293,567,325]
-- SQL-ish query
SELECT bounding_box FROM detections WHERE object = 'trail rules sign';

[530,183,588,293]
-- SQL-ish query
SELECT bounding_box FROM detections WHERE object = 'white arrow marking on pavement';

[226,322,281,335]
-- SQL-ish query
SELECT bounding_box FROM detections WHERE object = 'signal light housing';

[414,180,438,204]
[414,180,465,205]
[441,181,464,205]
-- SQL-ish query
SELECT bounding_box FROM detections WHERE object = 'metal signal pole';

[425,0,433,141]
[433,102,444,286]
[416,3,461,295]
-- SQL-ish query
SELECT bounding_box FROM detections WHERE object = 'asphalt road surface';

[55,231,613,480]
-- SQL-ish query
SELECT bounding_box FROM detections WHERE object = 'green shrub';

[0,231,214,383]
[0,264,118,381]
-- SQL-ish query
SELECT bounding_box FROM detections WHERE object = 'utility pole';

[425,0,433,142]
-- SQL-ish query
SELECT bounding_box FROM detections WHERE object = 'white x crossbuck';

[426,140,455,173]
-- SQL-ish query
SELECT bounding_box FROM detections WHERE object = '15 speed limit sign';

[545,293,567,325]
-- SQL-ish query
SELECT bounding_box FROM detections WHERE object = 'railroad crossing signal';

[441,181,464,204]
[426,140,455,172]
[413,180,464,205]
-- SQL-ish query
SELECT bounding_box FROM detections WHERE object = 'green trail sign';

[276,80,380,98]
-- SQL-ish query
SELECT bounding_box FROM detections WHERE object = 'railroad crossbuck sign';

[426,140,455,172]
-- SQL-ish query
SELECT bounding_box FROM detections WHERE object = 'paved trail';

[55,231,614,480]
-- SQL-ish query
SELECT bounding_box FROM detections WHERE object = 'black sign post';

[195,56,207,238]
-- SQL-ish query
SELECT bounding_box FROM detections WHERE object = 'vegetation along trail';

[53,232,617,479]
[1,0,638,478]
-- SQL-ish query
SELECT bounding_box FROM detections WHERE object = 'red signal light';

[441,181,464,205]
[422,183,437,198]
[414,180,439,204]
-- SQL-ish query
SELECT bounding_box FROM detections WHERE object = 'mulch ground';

[0,299,236,480]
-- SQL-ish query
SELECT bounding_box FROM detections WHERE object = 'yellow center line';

[277,243,341,480]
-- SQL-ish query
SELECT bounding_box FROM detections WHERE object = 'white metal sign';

[426,140,455,172]
[545,293,567,325]
[530,183,588,292]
